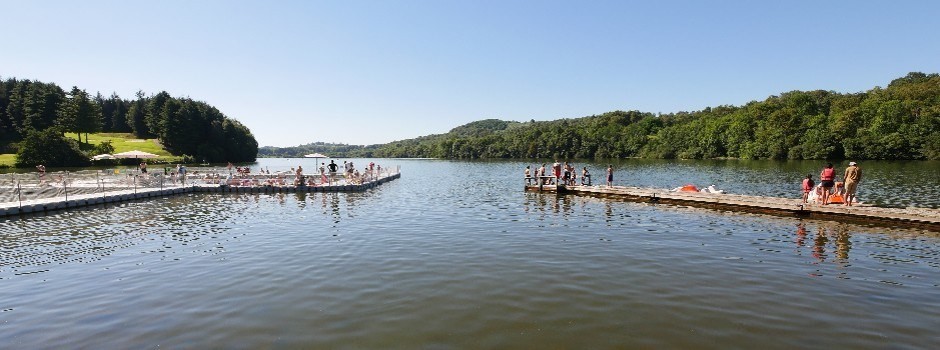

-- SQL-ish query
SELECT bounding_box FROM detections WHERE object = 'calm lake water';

[1,158,939,348]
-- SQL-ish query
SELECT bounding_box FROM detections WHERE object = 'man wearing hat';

[843,161,862,206]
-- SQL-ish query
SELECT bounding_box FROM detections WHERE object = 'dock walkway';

[0,173,400,218]
[526,184,940,231]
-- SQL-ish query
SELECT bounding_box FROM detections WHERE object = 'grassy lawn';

[65,133,176,157]
[0,153,15,167]
[0,133,181,167]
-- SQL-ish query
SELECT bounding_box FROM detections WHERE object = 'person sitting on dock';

[581,167,591,186]
[352,169,362,184]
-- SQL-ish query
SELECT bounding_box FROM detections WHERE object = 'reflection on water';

[523,190,940,286]
[0,192,371,281]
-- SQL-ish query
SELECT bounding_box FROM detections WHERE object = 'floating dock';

[526,183,940,231]
[0,173,400,218]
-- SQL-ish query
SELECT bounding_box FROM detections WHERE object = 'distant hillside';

[258,119,519,158]
[262,72,940,161]
[258,142,377,158]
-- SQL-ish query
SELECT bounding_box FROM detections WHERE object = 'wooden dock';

[526,183,940,231]
[0,173,400,218]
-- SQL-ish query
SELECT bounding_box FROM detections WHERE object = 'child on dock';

[802,174,814,204]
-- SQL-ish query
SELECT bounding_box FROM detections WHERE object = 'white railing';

[0,165,401,205]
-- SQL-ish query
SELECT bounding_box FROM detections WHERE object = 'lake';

[1,158,939,348]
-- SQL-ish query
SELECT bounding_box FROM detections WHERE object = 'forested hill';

[257,119,523,158]
[355,72,938,160]
[0,76,258,166]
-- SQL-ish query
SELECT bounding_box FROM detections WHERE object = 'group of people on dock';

[525,160,614,187]
[802,161,862,206]
[282,160,384,186]
[521,159,864,207]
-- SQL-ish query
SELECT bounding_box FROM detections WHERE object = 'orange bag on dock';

[828,194,845,204]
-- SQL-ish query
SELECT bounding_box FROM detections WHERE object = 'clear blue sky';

[2,0,938,146]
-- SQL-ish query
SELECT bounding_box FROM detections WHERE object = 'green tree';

[23,82,65,132]
[15,128,91,167]
[145,91,171,138]
[126,91,151,138]
[58,86,102,143]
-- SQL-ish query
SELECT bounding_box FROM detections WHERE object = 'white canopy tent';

[113,150,159,159]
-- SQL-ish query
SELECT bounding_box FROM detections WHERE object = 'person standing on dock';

[178,164,187,185]
[561,162,571,185]
[328,160,338,182]
[843,161,862,206]
[801,174,815,204]
[538,163,547,184]
[36,164,46,185]
[552,160,561,183]
[524,166,532,185]
[819,163,836,205]
[606,164,614,187]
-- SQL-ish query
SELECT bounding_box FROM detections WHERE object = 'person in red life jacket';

[801,174,815,204]
[552,160,562,183]
[819,163,836,205]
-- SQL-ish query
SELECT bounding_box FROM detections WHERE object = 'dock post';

[16,177,22,210]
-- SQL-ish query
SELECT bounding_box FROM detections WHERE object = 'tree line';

[0,76,258,167]
[264,72,939,161]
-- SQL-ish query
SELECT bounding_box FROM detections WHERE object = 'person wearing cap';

[843,161,862,206]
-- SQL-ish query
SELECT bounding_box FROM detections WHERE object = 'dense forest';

[258,142,378,159]
[261,72,940,161]
[0,76,258,166]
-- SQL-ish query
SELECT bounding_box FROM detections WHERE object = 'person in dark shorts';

[562,162,571,185]
[581,167,591,186]
[606,164,614,187]
[819,163,836,205]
